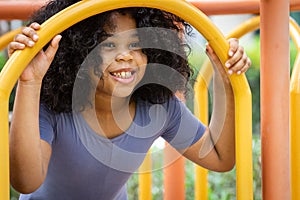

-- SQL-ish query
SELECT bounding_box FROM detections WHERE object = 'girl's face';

[96,12,147,98]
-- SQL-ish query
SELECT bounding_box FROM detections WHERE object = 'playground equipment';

[194,15,260,200]
[194,15,300,200]
[1,0,298,199]
[2,0,300,19]
[0,0,252,199]
[0,28,22,52]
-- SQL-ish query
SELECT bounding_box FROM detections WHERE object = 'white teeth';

[125,72,131,78]
[121,71,126,78]
[112,71,133,79]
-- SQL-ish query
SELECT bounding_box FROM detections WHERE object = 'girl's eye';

[101,42,115,48]
[129,42,141,50]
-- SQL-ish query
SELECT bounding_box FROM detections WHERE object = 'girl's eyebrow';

[104,33,114,38]
[110,31,139,38]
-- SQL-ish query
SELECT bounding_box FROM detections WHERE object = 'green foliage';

[243,35,261,134]
[0,52,6,71]
[207,134,262,200]
[10,187,19,200]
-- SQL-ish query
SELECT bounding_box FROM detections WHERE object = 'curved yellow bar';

[289,18,300,200]
[194,15,300,200]
[194,16,258,200]
[0,0,251,199]
[0,28,22,52]
[194,59,210,200]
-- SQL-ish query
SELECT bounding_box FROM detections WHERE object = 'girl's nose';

[115,51,133,62]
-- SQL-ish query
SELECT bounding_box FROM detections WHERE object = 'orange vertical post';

[162,93,186,200]
[163,144,185,200]
[260,0,291,199]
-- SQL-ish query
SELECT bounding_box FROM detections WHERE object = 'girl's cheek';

[138,52,147,66]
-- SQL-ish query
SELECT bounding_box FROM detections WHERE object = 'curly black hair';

[29,0,193,113]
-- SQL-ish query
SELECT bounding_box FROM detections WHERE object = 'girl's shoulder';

[39,103,73,124]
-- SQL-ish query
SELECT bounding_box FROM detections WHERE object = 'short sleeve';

[161,97,206,150]
[39,104,56,145]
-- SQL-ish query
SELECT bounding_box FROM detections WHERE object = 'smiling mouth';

[110,71,135,79]
[109,68,136,84]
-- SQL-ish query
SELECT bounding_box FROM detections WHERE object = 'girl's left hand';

[225,38,251,75]
[206,38,251,76]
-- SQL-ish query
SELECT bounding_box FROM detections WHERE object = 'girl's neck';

[81,92,136,139]
[94,92,132,115]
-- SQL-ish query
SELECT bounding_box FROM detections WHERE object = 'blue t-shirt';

[19,97,206,200]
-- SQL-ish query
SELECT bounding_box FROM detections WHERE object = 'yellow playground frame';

[0,0,252,199]
[1,0,299,200]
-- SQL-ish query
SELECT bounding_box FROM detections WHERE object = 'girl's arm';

[182,39,251,172]
[9,23,61,193]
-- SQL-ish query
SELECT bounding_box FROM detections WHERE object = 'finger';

[28,23,40,41]
[237,57,252,74]
[228,38,239,57]
[44,35,62,62]
[228,53,251,75]
[14,33,35,48]
[29,22,41,30]
[22,27,39,42]
[225,46,244,69]
[7,41,26,57]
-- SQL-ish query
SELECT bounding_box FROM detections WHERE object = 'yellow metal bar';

[138,151,152,200]
[289,18,300,200]
[0,28,22,52]
[0,95,9,200]
[193,59,211,200]
[225,18,258,200]
[0,18,18,200]
[290,54,300,200]
[194,17,258,200]
[0,0,252,199]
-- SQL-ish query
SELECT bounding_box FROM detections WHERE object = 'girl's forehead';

[105,12,137,34]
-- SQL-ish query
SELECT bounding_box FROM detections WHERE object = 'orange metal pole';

[189,0,260,15]
[164,92,186,200]
[2,0,300,20]
[260,0,291,199]
[0,1,46,20]
[191,0,300,15]
[163,144,185,200]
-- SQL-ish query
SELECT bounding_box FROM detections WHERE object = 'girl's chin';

[110,87,135,98]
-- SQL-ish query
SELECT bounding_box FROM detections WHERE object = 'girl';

[8,0,251,199]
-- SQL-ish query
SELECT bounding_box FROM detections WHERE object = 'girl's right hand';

[8,22,62,84]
